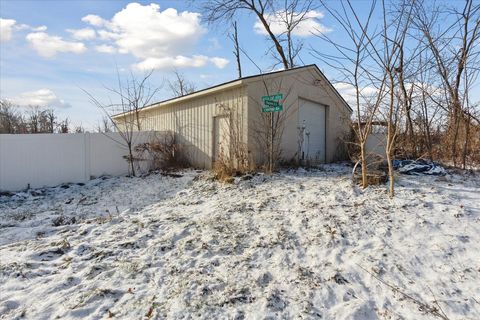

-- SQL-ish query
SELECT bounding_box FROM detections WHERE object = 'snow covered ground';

[0,165,479,319]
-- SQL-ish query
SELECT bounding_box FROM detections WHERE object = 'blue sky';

[1,1,478,130]
[2,0,307,129]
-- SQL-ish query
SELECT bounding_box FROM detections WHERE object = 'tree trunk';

[421,90,433,160]
[451,103,461,166]
[360,142,368,188]
[268,112,274,174]
[462,114,470,169]
[254,10,290,69]
[387,72,395,198]
[405,108,416,157]
[127,142,136,177]
[136,113,141,131]
[386,137,394,198]
[232,21,242,78]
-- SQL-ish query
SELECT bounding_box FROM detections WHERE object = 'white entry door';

[298,99,326,163]
[213,115,230,164]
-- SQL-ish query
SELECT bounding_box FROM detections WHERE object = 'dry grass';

[212,153,237,183]
[212,149,254,183]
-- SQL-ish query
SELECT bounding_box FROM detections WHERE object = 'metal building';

[114,65,352,169]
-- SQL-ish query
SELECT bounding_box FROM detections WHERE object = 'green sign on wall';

[262,93,283,112]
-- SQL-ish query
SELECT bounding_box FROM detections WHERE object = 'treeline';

[310,0,480,194]
[0,101,94,134]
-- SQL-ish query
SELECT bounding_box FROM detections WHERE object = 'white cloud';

[1,18,16,42]
[81,14,107,27]
[26,32,86,58]
[8,89,71,108]
[1,19,50,42]
[15,24,47,32]
[92,3,205,60]
[82,3,228,70]
[254,10,331,37]
[207,37,221,50]
[95,44,116,53]
[32,25,47,32]
[210,57,229,69]
[97,29,118,41]
[134,55,230,70]
[333,82,377,105]
[15,23,30,31]
[134,55,209,71]
[66,27,96,40]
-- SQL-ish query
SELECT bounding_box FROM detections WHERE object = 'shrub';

[135,131,189,171]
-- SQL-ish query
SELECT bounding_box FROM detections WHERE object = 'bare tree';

[377,0,414,197]
[83,70,161,176]
[97,116,114,133]
[271,0,315,68]
[168,70,196,97]
[27,106,42,133]
[313,0,386,188]
[202,0,288,69]
[202,0,315,69]
[0,100,22,133]
[0,101,71,134]
[41,109,56,133]
[411,51,443,160]
[59,118,70,133]
[111,70,159,131]
[74,124,85,133]
[250,78,295,173]
[412,0,480,165]
[229,21,243,78]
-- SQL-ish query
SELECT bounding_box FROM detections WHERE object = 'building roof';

[113,64,352,117]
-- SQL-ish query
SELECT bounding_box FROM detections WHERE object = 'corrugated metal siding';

[139,86,247,168]
[246,68,351,164]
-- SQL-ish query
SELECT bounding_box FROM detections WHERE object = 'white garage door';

[299,99,326,163]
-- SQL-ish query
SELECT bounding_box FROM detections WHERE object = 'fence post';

[84,132,91,182]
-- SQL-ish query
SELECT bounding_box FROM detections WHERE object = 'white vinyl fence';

[0,131,156,191]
